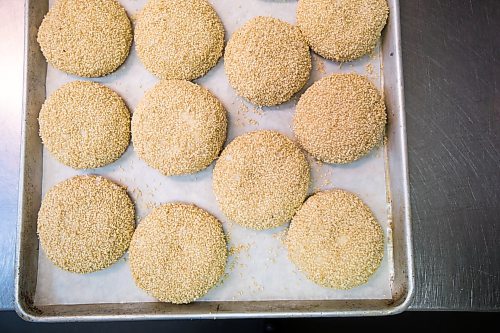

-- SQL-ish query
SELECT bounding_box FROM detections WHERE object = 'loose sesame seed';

[286,189,384,289]
[37,0,132,77]
[37,175,135,274]
[297,0,389,62]
[213,130,310,230]
[293,73,386,164]
[365,63,374,75]
[131,80,227,176]
[38,81,131,169]
[224,16,311,106]
[128,203,227,304]
[314,54,326,74]
[134,0,225,80]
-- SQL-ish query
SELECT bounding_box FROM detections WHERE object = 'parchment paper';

[35,0,393,305]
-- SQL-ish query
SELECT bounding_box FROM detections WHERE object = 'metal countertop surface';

[0,0,498,312]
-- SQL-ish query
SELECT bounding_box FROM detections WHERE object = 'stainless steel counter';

[401,0,500,310]
[0,0,24,311]
[0,0,498,312]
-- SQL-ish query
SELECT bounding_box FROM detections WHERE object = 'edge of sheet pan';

[15,0,414,321]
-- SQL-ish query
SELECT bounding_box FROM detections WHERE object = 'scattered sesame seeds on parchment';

[313,54,327,75]
[35,0,393,306]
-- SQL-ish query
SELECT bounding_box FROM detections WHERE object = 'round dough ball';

[37,175,135,273]
[297,0,389,61]
[286,189,384,289]
[135,0,224,80]
[37,0,132,77]
[224,16,311,106]
[129,203,227,304]
[293,73,386,164]
[213,130,310,230]
[132,80,227,176]
[39,81,131,169]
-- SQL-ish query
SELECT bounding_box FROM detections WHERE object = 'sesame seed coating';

[135,0,225,80]
[37,0,132,77]
[224,16,311,106]
[286,189,384,289]
[129,203,227,304]
[37,175,135,274]
[297,0,389,62]
[293,73,386,164]
[132,80,227,176]
[213,130,310,230]
[39,81,131,169]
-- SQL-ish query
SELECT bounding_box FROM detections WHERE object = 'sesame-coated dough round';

[39,81,131,169]
[129,203,227,304]
[132,80,227,176]
[37,0,132,77]
[286,189,384,289]
[224,16,311,106]
[297,0,389,62]
[293,73,386,164]
[135,0,224,80]
[213,130,310,230]
[37,175,135,274]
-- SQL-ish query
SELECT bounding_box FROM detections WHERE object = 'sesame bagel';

[37,0,132,77]
[135,0,224,80]
[132,80,227,176]
[129,203,227,304]
[213,130,310,230]
[37,175,135,273]
[224,16,311,106]
[39,81,131,169]
[297,0,389,62]
[293,73,386,164]
[286,189,384,289]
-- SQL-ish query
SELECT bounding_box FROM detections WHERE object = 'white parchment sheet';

[35,0,394,305]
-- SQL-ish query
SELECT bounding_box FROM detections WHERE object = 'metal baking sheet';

[16,0,414,321]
